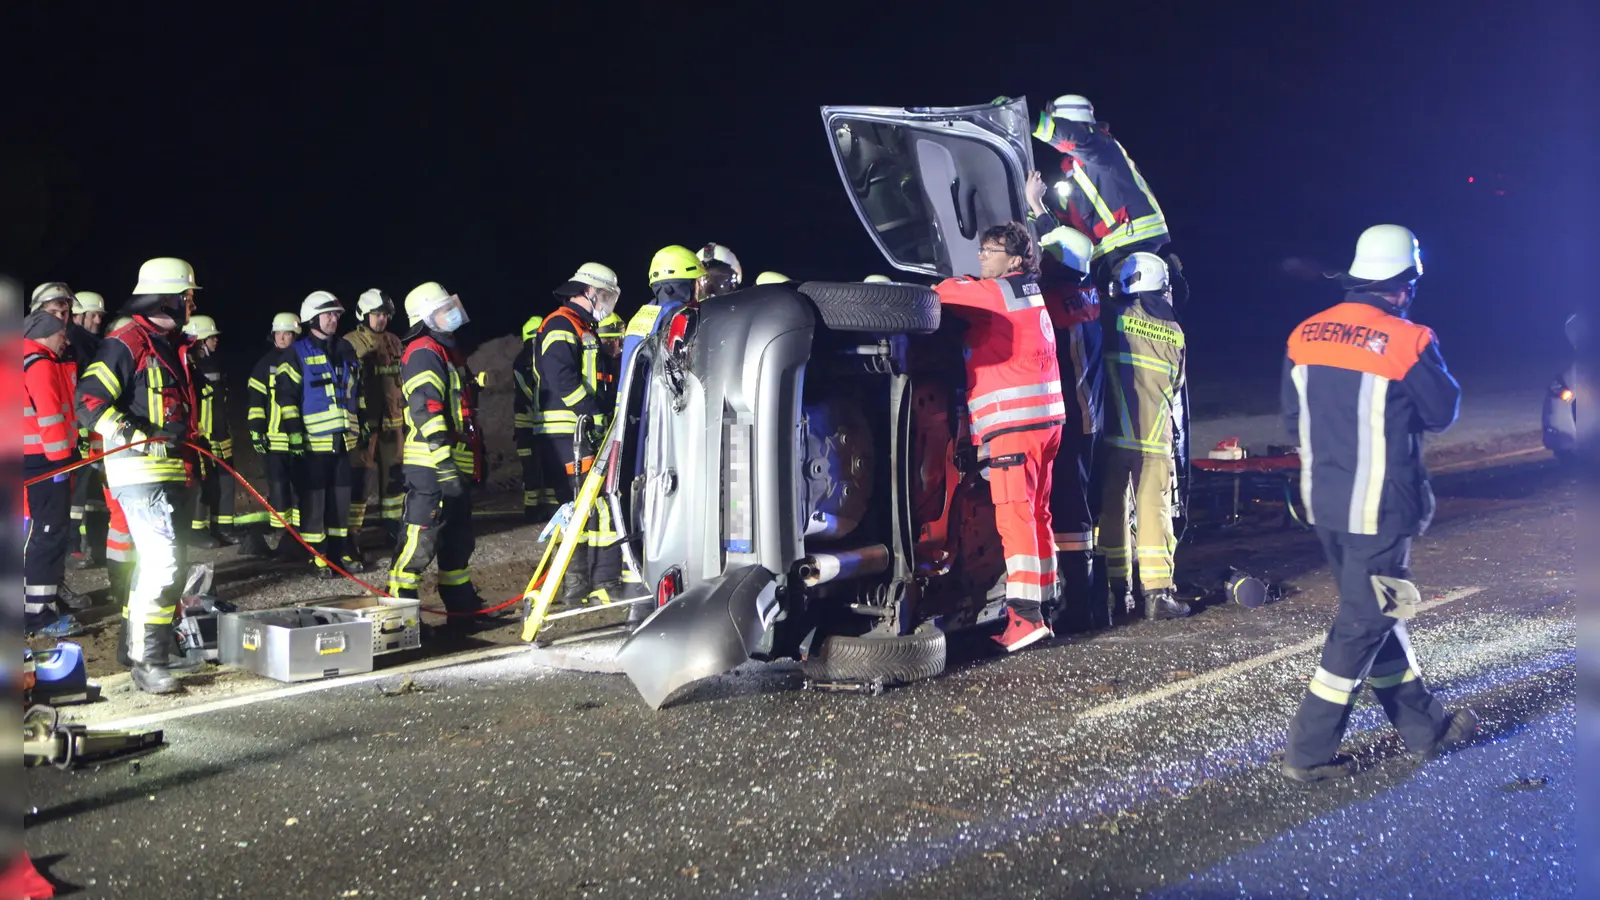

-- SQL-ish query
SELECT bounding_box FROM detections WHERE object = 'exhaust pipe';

[797,544,890,586]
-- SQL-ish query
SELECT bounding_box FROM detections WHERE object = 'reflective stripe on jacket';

[193,352,232,457]
[400,331,481,486]
[276,335,361,453]
[935,273,1066,445]
[512,339,537,441]
[1039,254,1104,437]
[531,303,604,436]
[1283,293,1459,536]
[1102,295,1184,456]
[24,339,78,461]
[344,325,405,432]
[75,318,193,487]
[1033,117,1169,261]
[247,349,300,453]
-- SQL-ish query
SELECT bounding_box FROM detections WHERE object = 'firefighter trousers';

[189,455,236,533]
[109,482,189,656]
[1285,529,1447,769]
[297,449,351,566]
[23,459,71,613]
[265,451,300,531]
[1048,428,1098,630]
[517,429,559,520]
[1100,446,1176,594]
[69,460,107,557]
[389,479,478,610]
[350,463,369,531]
[985,426,1061,624]
[376,431,405,526]
[536,433,621,587]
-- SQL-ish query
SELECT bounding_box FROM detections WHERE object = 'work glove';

[360,420,375,444]
[250,431,268,455]
[288,431,306,457]
[438,468,464,499]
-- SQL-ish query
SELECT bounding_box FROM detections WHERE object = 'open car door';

[821,98,1036,279]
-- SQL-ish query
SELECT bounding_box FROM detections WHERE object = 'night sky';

[7,2,1590,385]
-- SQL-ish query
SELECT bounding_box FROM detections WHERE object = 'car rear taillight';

[655,568,682,608]
[667,308,696,361]
[1560,388,1575,403]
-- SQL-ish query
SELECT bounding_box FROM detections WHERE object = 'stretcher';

[1188,452,1309,531]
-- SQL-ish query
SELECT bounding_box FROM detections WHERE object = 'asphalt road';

[24,458,1578,899]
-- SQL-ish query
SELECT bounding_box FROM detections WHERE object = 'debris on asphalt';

[1499,776,1549,792]
[378,676,431,697]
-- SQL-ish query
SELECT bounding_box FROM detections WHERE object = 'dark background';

[5,1,1591,397]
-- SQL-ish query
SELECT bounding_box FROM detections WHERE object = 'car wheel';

[801,622,946,686]
[797,281,941,334]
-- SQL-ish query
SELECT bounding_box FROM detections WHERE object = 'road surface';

[24,457,1577,898]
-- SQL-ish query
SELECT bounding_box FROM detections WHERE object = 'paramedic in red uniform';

[935,222,1065,652]
[1280,224,1478,781]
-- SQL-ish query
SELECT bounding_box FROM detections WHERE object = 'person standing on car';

[1099,253,1191,621]
[532,263,627,605]
[1279,224,1477,781]
[936,221,1065,652]
[513,313,559,522]
[1027,172,1106,632]
[182,315,238,549]
[389,282,489,621]
[75,257,202,694]
[275,291,366,577]
[342,289,406,547]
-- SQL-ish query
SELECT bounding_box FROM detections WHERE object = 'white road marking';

[1075,586,1484,722]
[96,644,533,731]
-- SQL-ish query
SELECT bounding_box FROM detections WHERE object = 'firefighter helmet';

[300,290,343,323]
[71,291,106,314]
[30,282,73,312]
[1048,94,1095,124]
[597,313,624,340]
[649,246,703,285]
[1346,224,1423,284]
[356,288,395,317]
[132,258,201,295]
[270,312,301,335]
[697,243,743,287]
[404,281,462,327]
[184,315,221,340]
[754,271,792,285]
[1051,229,1096,276]
[1116,252,1170,294]
[521,314,545,342]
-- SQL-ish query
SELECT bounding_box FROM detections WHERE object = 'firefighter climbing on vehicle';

[513,313,559,522]
[389,282,493,624]
[1100,253,1192,621]
[276,291,367,577]
[1026,172,1106,633]
[532,263,632,606]
[1032,94,1172,294]
[75,257,202,694]
[24,310,88,637]
[697,242,743,292]
[1280,224,1477,781]
[936,222,1065,652]
[343,289,407,548]
[241,312,303,559]
[182,314,238,548]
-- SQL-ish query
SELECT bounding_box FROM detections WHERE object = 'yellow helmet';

[183,315,221,340]
[521,314,545,342]
[597,313,624,340]
[72,290,106,314]
[754,271,792,285]
[649,245,704,285]
[270,312,302,336]
[132,257,201,295]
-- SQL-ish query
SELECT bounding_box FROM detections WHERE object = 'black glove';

[250,431,268,455]
[438,470,464,499]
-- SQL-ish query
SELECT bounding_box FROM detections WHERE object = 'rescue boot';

[556,546,592,608]
[1050,552,1097,634]
[1408,709,1480,764]
[1109,582,1137,624]
[1144,588,1192,620]
[338,538,370,574]
[129,625,185,695]
[1281,753,1356,783]
[273,533,309,561]
[237,529,273,559]
[187,527,223,550]
[117,619,204,672]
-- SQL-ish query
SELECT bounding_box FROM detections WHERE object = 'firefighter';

[596,312,624,411]
[936,222,1065,652]
[66,291,108,568]
[1099,253,1191,621]
[1027,173,1107,633]
[1032,95,1171,293]
[532,263,626,605]
[76,257,202,694]
[1280,225,1478,781]
[276,291,366,577]
[343,289,406,548]
[513,313,560,522]
[181,315,238,548]
[389,282,490,619]
[243,312,303,559]
[30,282,74,321]
[697,242,743,290]
[23,310,87,637]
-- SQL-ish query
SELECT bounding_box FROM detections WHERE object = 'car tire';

[801,623,946,686]
[797,281,941,334]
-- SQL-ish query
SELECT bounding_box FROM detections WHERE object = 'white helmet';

[1049,229,1096,275]
[1346,224,1423,283]
[863,274,893,284]
[698,243,743,287]
[356,288,395,318]
[567,262,620,295]
[30,281,74,312]
[184,315,221,340]
[132,257,201,295]
[1048,94,1096,124]
[300,290,343,323]
[754,271,792,285]
[1116,252,1170,294]
[404,281,469,331]
[270,312,301,336]
[72,290,106,314]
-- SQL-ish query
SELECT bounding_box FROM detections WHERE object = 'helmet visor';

[424,294,470,332]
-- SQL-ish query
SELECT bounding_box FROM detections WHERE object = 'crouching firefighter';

[936,222,1066,652]
[389,282,491,620]
[75,257,203,694]
[1100,253,1191,621]
[532,263,629,605]
[1027,180,1106,633]
[1280,225,1477,781]
[513,314,559,522]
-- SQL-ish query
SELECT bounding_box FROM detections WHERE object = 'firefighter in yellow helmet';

[596,312,624,412]
[182,315,237,548]
[342,289,407,547]
[512,313,558,521]
[754,272,793,285]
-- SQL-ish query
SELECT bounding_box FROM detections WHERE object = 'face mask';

[431,305,469,333]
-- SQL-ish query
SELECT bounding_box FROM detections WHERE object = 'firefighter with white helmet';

[74,257,202,693]
[389,282,491,622]
[182,315,238,548]
[343,289,407,547]
[697,243,743,293]
[30,282,74,321]
[241,312,304,558]
[275,291,365,577]
[1099,252,1190,622]
[1279,224,1476,781]
[513,313,558,521]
